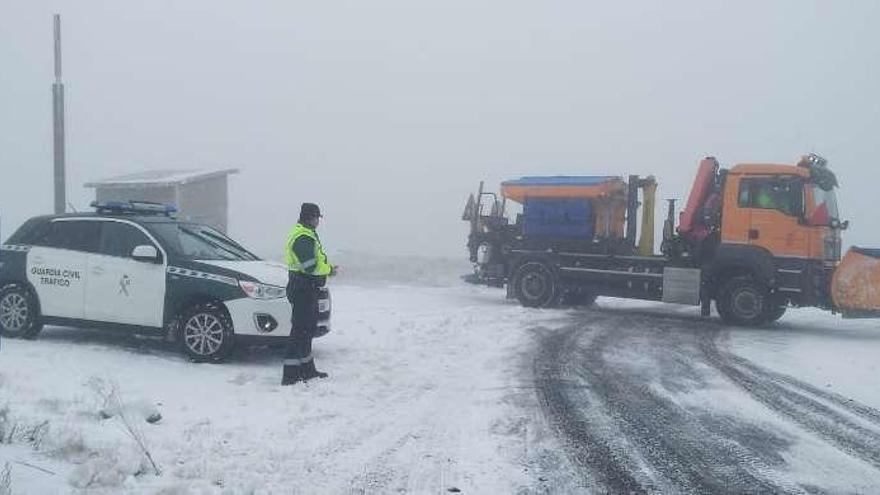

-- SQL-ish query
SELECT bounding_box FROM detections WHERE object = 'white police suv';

[0,201,329,362]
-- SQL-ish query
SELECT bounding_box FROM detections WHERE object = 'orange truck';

[462,154,880,325]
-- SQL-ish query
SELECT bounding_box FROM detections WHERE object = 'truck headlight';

[823,235,842,262]
[239,280,286,299]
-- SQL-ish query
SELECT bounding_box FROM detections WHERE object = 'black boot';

[281,364,304,385]
[301,360,328,381]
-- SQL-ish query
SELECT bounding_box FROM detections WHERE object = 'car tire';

[0,284,43,339]
[179,303,235,363]
[716,276,770,327]
[513,262,558,308]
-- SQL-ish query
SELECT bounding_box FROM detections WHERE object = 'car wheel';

[716,276,770,327]
[179,304,234,362]
[513,262,558,308]
[0,285,43,339]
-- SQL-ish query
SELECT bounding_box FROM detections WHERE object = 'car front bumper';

[225,289,331,338]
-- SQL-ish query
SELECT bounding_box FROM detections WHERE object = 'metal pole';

[52,14,66,214]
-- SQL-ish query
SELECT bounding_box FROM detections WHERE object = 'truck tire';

[179,303,235,363]
[513,262,558,308]
[0,284,43,339]
[763,304,787,323]
[716,276,770,327]
[561,290,598,307]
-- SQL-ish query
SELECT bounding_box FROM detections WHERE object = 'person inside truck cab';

[746,179,802,216]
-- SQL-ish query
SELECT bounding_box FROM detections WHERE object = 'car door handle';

[91,266,105,275]
[749,229,760,240]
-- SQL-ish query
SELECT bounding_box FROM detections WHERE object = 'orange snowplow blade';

[832,248,880,317]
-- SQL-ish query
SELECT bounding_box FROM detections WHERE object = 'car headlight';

[239,280,286,299]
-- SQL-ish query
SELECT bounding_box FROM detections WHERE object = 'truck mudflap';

[832,247,880,318]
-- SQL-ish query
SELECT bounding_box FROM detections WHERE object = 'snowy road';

[534,305,880,494]
[1,283,880,493]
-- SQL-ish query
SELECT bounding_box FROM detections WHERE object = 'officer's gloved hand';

[330,265,339,277]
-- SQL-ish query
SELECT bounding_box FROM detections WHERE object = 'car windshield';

[809,184,840,226]
[149,223,259,261]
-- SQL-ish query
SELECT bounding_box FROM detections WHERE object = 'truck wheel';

[513,262,558,308]
[716,276,770,327]
[561,290,598,307]
[0,285,43,339]
[179,304,234,363]
[764,304,787,323]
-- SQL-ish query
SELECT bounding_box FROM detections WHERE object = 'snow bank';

[330,251,471,287]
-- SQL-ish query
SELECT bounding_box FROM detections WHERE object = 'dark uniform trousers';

[282,272,321,383]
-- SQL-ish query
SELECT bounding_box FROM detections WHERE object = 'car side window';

[35,221,101,252]
[737,177,804,217]
[6,218,48,245]
[98,222,156,258]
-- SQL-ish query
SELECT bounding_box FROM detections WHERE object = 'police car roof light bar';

[90,200,178,217]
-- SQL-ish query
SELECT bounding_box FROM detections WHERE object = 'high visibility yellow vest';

[285,223,332,276]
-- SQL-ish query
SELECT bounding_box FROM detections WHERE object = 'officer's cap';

[300,202,322,219]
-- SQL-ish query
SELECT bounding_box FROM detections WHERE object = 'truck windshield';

[808,184,840,226]
[150,223,259,261]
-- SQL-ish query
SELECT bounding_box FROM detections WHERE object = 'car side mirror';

[131,245,160,263]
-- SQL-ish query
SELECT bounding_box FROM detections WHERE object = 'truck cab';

[700,156,843,316]
[721,163,841,262]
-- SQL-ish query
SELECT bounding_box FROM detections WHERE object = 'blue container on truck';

[522,198,594,238]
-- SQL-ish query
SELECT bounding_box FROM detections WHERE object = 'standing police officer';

[282,202,335,385]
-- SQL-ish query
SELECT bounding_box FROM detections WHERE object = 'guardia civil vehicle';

[0,201,330,362]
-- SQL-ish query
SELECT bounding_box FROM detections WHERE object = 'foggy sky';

[2,1,879,258]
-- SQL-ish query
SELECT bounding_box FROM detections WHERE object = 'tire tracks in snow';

[533,324,647,493]
[700,327,880,471]
[536,308,880,494]
[535,313,803,494]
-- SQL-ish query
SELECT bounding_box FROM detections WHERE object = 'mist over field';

[2,1,878,258]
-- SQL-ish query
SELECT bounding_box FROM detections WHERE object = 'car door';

[27,219,98,319]
[85,220,167,328]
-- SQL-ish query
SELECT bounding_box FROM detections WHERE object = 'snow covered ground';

[728,308,880,410]
[1,277,879,494]
[0,282,571,494]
